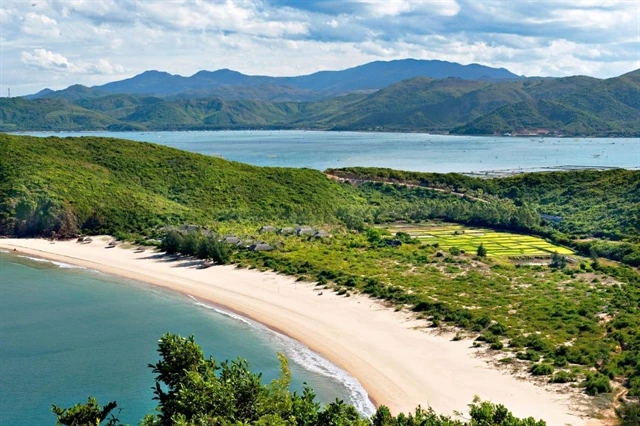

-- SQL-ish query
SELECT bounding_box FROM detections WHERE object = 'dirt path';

[325,173,489,203]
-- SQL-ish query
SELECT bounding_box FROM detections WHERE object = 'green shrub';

[615,401,640,426]
[531,363,554,376]
[584,373,612,395]
[488,322,507,336]
[517,350,541,362]
[549,371,577,383]
[490,341,504,350]
[553,357,568,367]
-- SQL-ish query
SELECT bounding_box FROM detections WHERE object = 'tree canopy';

[53,333,552,426]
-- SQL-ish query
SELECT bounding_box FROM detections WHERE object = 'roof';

[260,225,277,232]
[180,224,201,233]
[223,236,242,245]
[314,230,330,238]
[296,226,316,235]
[279,227,295,235]
[250,243,273,251]
[540,214,563,223]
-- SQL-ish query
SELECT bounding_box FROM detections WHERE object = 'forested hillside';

[3,70,638,136]
[329,167,640,266]
[3,133,638,250]
[0,134,363,236]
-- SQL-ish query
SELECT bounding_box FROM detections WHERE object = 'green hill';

[452,72,640,136]
[3,70,639,135]
[0,134,363,236]
[0,98,120,131]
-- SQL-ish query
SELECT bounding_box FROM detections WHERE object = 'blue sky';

[1,0,638,96]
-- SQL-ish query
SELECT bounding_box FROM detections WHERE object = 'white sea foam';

[187,295,376,416]
[17,256,85,269]
[0,249,9,253]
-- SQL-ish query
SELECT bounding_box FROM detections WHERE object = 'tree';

[52,397,122,426]
[160,230,182,255]
[54,334,548,426]
[590,246,600,268]
[616,401,640,426]
[180,232,200,257]
[477,243,487,257]
[550,252,567,269]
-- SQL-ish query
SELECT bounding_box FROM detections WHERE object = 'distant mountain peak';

[23,88,54,99]
[139,70,172,76]
[27,59,525,99]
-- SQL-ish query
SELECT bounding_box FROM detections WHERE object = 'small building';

[180,224,201,233]
[250,243,273,252]
[296,226,316,236]
[279,227,295,235]
[223,236,242,245]
[259,225,277,233]
[540,214,563,224]
[314,230,331,238]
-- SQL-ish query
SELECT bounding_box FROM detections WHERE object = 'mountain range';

[3,59,639,136]
[26,59,522,102]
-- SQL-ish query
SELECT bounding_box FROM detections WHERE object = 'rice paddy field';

[381,223,574,257]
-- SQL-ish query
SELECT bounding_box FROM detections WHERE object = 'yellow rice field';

[380,223,574,257]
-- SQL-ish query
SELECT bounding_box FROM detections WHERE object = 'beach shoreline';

[0,237,595,425]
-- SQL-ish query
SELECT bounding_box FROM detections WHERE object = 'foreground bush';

[584,373,613,395]
[53,333,548,426]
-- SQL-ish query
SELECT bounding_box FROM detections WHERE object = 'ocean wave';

[0,249,9,253]
[187,295,376,417]
[17,256,85,269]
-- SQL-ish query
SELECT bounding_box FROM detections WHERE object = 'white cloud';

[21,48,71,71]
[21,12,61,38]
[86,58,125,74]
[1,0,638,96]
[20,48,124,75]
[355,0,461,17]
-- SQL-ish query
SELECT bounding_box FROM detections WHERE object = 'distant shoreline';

[6,129,637,138]
[0,237,593,425]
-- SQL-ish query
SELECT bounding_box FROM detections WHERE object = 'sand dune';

[0,238,592,425]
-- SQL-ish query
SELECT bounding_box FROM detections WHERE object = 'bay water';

[0,252,374,425]
[16,130,640,172]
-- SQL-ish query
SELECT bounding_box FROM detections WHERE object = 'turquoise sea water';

[0,252,374,425]
[16,130,640,172]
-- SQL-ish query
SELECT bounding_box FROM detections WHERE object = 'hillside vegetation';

[329,167,640,267]
[4,70,639,136]
[0,134,363,236]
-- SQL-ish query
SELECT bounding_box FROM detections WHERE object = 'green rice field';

[382,223,574,257]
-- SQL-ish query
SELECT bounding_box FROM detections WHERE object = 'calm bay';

[0,253,373,425]
[16,130,640,172]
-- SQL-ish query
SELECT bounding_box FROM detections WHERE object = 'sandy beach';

[0,237,593,425]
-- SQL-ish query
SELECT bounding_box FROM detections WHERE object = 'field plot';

[382,223,573,257]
